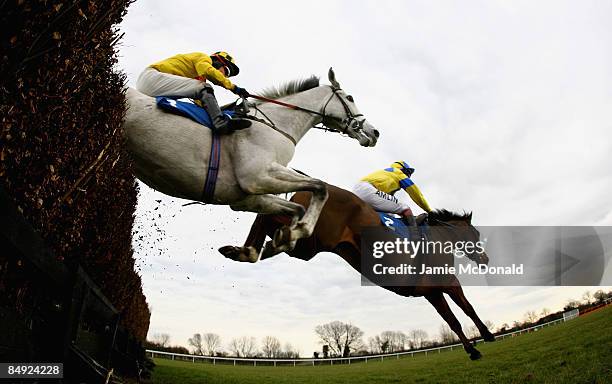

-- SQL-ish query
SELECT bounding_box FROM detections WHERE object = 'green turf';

[150,305,612,384]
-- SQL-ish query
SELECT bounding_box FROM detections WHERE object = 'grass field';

[150,305,612,384]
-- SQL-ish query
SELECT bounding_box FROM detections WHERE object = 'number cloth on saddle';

[378,212,429,240]
[155,96,235,129]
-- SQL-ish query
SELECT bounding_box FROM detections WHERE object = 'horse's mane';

[428,209,472,223]
[255,75,320,103]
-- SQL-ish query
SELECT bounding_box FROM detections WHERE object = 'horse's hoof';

[243,246,259,263]
[483,332,496,342]
[273,226,292,247]
[218,246,258,263]
[469,349,482,360]
[219,246,240,260]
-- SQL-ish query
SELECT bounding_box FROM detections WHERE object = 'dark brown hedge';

[0,0,150,340]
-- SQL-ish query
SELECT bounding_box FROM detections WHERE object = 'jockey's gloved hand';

[232,86,250,98]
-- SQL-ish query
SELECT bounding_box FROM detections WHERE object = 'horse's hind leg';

[219,194,305,262]
[238,163,328,250]
[425,292,482,360]
[445,282,495,342]
[219,214,271,263]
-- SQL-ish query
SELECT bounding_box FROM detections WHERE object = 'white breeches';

[136,67,205,98]
[352,181,409,214]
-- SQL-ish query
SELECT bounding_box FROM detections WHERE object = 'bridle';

[428,217,485,264]
[319,86,365,135]
[245,85,366,145]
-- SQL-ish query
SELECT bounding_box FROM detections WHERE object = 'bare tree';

[540,308,551,318]
[376,331,408,352]
[564,299,581,310]
[394,331,408,351]
[203,333,221,356]
[229,336,257,357]
[409,329,428,349]
[369,333,392,353]
[151,333,171,348]
[228,338,239,357]
[314,321,364,357]
[439,324,458,344]
[261,336,282,358]
[484,320,495,331]
[582,290,593,305]
[242,336,257,357]
[524,310,538,324]
[315,321,344,357]
[188,333,203,355]
[381,332,395,352]
[593,290,606,304]
[368,336,383,354]
[282,342,300,358]
[345,328,366,356]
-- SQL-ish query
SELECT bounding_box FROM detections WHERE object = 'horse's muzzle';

[360,121,378,147]
[478,251,490,266]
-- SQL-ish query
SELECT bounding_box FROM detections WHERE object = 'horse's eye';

[346,95,354,102]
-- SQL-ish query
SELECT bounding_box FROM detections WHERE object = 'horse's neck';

[256,86,331,143]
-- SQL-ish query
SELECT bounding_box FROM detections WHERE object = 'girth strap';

[202,133,222,202]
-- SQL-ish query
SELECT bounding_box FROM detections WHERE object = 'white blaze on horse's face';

[326,68,379,147]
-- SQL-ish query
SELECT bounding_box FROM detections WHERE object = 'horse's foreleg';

[230,193,305,217]
[425,292,482,360]
[445,283,495,342]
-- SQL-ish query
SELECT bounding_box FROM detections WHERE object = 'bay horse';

[219,183,496,360]
[124,69,378,255]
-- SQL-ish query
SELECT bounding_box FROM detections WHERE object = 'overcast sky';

[118,0,612,355]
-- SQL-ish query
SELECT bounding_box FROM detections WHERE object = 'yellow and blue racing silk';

[149,52,235,91]
[361,162,432,212]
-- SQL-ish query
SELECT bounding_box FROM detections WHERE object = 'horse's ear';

[467,212,473,224]
[328,67,340,88]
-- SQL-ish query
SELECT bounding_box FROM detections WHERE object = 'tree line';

[146,333,299,358]
[145,289,612,358]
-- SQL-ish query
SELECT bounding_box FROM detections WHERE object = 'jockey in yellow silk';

[353,161,431,227]
[136,51,251,134]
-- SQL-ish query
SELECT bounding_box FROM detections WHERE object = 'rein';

[244,86,364,144]
[248,94,324,116]
[429,218,457,228]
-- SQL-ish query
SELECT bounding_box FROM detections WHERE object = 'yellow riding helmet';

[211,51,240,77]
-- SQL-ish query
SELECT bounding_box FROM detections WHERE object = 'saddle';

[155,96,238,129]
[377,212,429,241]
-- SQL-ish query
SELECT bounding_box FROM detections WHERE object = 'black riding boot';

[199,86,251,134]
[402,214,422,241]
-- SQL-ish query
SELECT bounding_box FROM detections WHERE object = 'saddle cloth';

[377,212,429,241]
[155,96,235,128]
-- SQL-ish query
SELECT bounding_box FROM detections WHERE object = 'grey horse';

[124,68,379,256]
